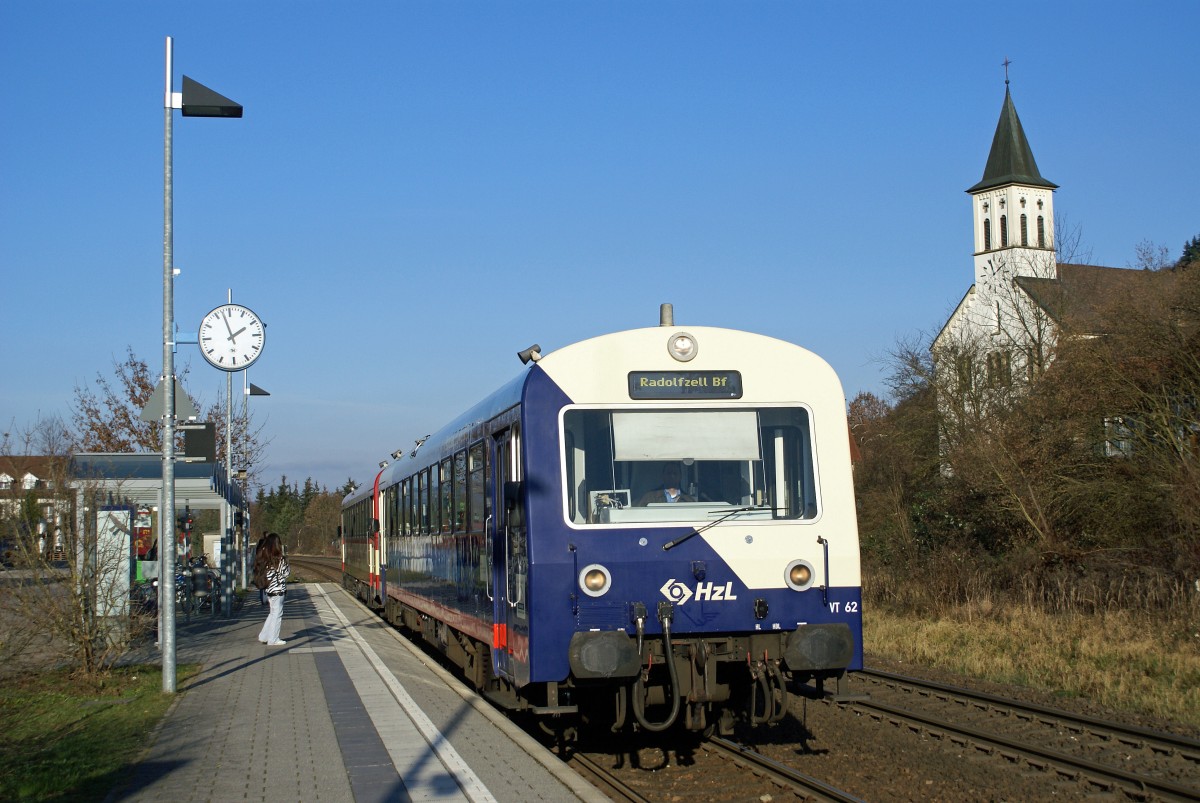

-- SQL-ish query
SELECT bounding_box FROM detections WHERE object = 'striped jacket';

[265,558,290,595]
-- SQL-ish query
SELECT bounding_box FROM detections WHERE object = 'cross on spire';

[1002,57,1012,85]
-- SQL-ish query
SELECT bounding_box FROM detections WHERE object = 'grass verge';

[0,664,199,801]
[865,605,1200,729]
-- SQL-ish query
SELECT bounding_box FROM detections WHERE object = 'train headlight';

[579,563,612,597]
[784,559,816,591]
[668,332,698,362]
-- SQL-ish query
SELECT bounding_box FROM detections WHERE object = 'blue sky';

[2,2,1197,492]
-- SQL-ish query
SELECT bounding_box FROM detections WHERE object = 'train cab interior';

[563,407,818,526]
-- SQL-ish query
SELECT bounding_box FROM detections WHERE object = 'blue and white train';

[342,310,862,734]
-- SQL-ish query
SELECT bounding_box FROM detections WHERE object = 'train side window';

[440,458,453,534]
[384,485,398,537]
[401,478,411,537]
[430,464,441,534]
[468,442,486,532]
[453,450,467,532]
[564,429,585,523]
[405,475,415,537]
[418,468,430,534]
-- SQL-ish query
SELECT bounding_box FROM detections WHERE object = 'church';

[933,80,1148,393]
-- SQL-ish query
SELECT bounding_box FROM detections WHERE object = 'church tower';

[966,80,1058,297]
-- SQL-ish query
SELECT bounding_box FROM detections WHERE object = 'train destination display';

[628,370,742,399]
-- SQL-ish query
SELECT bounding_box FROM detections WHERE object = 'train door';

[492,425,529,685]
[370,469,385,605]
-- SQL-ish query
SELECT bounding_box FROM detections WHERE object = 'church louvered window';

[1000,215,1008,247]
[1037,216,1046,248]
[983,219,991,251]
[986,351,1012,388]
[1020,214,1028,246]
[956,354,974,393]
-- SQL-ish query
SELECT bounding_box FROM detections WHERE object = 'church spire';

[967,82,1057,193]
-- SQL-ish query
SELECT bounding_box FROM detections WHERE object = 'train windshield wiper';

[662,506,763,551]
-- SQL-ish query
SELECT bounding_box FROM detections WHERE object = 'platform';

[108,583,606,803]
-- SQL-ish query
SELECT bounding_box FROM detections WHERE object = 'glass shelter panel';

[563,407,818,525]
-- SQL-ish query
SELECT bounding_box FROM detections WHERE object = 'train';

[342,308,862,735]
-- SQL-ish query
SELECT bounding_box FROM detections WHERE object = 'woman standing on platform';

[256,532,290,646]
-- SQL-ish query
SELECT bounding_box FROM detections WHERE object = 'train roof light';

[668,332,698,362]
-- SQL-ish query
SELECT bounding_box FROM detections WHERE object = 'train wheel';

[536,719,578,753]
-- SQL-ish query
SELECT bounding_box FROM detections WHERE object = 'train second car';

[343,315,862,734]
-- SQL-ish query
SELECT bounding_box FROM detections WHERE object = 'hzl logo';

[660,579,738,605]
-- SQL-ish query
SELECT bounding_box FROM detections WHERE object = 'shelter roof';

[71,453,244,511]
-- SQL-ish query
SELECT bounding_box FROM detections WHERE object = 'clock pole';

[197,299,265,616]
[224,290,235,618]
[162,37,177,691]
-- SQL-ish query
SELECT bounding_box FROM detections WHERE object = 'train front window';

[562,407,818,525]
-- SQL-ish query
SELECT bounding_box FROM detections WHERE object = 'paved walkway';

[107,583,605,803]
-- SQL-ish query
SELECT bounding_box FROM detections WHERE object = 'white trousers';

[258,594,284,643]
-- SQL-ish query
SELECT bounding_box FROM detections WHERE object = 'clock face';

[198,304,265,371]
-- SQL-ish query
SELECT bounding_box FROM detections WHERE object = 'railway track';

[850,668,1200,801]
[288,558,865,799]
[564,752,652,803]
[564,736,866,802]
[286,554,343,583]
[289,560,1199,799]
[705,737,866,802]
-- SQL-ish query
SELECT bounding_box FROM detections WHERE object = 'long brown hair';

[261,532,284,567]
[252,535,269,571]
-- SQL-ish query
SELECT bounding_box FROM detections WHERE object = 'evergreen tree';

[1181,234,1200,267]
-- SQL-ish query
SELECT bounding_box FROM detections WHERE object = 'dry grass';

[864,598,1200,728]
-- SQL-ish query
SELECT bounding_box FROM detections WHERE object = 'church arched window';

[983,219,991,251]
[1020,214,1028,246]
[1037,216,1046,248]
[1000,215,1008,247]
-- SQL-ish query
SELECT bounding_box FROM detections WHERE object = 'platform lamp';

[239,381,270,591]
[160,35,242,693]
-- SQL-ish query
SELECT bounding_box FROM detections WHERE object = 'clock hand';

[222,311,235,338]
[227,326,247,341]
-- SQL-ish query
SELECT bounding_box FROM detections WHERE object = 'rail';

[706,737,867,803]
[852,668,1200,801]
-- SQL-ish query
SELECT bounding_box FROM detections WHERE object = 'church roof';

[967,87,1058,193]
[1016,263,1151,334]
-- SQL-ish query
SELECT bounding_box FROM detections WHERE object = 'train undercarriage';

[347,574,854,736]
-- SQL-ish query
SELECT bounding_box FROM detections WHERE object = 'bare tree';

[206,386,271,492]
[0,438,147,678]
[1062,265,1200,570]
[1132,239,1172,271]
[71,346,268,490]
[71,347,165,452]
[1054,213,1092,265]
